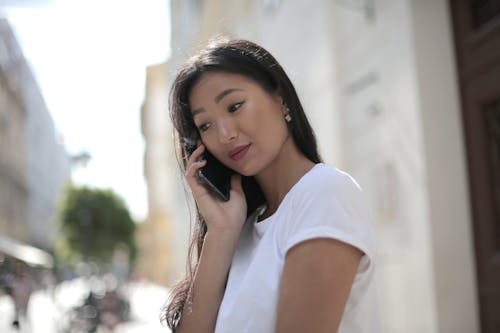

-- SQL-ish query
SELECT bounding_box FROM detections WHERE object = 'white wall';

[333,1,438,331]
[334,0,479,332]
[409,0,479,331]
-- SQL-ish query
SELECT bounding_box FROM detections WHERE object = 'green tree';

[57,184,137,266]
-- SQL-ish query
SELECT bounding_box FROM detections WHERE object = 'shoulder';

[292,163,363,205]
[276,164,375,264]
[277,163,370,230]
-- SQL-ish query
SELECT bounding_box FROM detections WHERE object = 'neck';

[255,136,315,219]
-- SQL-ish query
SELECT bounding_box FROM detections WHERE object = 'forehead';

[189,71,255,102]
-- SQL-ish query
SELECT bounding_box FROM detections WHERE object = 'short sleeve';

[278,168,376,276]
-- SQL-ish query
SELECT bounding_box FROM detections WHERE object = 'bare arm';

[176,143,247,333]
[276,238,363,333]
[175,229,239,333]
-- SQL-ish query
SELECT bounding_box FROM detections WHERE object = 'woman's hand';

[185,144,247,233]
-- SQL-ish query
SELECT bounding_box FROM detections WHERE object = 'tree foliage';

[57,184,137,265]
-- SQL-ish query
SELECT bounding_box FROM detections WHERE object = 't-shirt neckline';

[253,163,325,234]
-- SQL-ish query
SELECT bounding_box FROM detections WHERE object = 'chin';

[229,162,253,177]
[233,166,253,177]
[239,170,256,177]
[236,161,266,178]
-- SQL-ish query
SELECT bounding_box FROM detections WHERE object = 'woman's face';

[188,71,290,176]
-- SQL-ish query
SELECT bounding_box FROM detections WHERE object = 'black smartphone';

[183,138,233,201]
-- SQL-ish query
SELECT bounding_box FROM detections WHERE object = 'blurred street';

[0,278,170,333]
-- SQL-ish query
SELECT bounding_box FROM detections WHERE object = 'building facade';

[140,0,499,331]
[0,17,70,251]
[139,62,191,286]
[0,17,30,242]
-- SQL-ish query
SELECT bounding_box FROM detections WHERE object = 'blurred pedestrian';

[13,262,33,328]
[1,260,34,329]
[163,38,377,333]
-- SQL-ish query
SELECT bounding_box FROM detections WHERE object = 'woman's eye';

[228,101,244,113]
[198,123,211,132]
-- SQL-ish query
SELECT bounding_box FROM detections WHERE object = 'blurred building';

[0,17,70,251]
[23,47,70,250]
[0,18,28,241]
[139,62,191,286]
[140,0,499,332]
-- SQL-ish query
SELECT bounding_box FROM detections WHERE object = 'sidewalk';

[0,279,170,333]
[115,281,171,333]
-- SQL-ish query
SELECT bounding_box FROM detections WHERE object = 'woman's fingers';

[185,144,205,177]
[186,143,205,166]
[186,159,206,179]
[185,144,207,189]
[184,144,246,229]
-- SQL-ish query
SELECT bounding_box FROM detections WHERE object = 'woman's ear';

[273,93,285,106]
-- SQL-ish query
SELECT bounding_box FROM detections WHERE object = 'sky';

[3,0,171,221]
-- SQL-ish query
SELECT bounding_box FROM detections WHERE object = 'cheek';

[203,140,224,160]
[247,103,284,135]
[259,112,288,143]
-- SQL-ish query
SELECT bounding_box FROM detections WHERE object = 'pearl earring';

[284,107,292,123]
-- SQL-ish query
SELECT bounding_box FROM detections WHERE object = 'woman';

[163,38,377,333]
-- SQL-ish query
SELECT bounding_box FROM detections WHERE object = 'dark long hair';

[163,37,322,330]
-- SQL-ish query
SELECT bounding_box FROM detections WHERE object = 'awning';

[0,235,54,268]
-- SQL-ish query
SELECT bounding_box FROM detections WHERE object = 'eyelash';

[198,123,210,132]
[197,101,245,132]
[228,101,244,113]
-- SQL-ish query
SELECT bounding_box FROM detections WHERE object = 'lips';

[228,143,252,161]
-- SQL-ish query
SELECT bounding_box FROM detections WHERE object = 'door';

[449,1,500,332]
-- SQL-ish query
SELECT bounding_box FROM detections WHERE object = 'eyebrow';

[191,88,243,117]
[215,88,242,103]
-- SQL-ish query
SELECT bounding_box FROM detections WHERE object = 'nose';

[217,118,237,144]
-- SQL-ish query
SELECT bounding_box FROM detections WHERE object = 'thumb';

[230,173,244,195]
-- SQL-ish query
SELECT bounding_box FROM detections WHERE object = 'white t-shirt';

[214,163,378,333]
